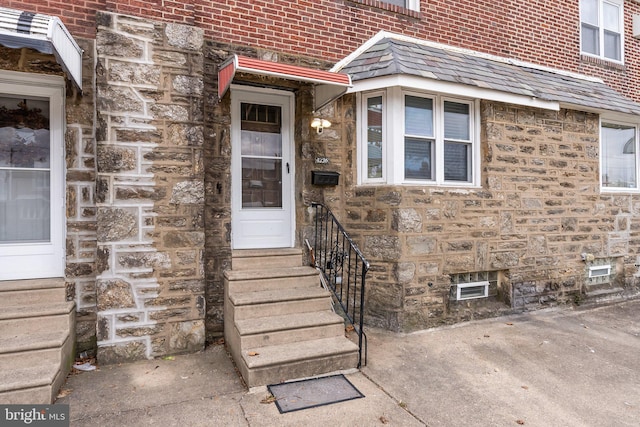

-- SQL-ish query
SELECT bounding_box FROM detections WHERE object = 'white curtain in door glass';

[0,96,51,243]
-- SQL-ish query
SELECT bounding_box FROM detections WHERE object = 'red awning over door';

[218,54,352,110]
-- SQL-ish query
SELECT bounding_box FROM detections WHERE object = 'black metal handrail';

[311,202,370,367]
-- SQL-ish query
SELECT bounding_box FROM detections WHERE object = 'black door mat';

[267,374,365,414]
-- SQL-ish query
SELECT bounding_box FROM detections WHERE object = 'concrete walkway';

[58,300,640,426]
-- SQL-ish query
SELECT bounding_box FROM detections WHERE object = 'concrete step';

[0,278,75,404]
[229,287,332,320]
[0,301,74,321]
[0,333,74,404]
[0,313,72,338]
[232,248,303,271]
[0,348,62,393]
[239,337,359,387]
[235,311,345,349]
[0,288,66,308]
[0,278,66,292]
[225,266,319,293]
[584,287,626,304]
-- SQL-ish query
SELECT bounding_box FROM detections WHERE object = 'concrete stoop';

[0,279,75,404]
[224,249,359,388]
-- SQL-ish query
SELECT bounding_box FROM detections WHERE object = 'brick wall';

[7,1,640,102]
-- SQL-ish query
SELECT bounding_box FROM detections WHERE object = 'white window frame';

[359,88,480,187]
[377,0,420,12]
[600,118,640,192]
[580,0,624,63]
[359,91,387,184]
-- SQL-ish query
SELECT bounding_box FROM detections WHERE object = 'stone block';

[98,341,147,365]
[97,207,138,242]
[395,262,416,283]
[97,278,137,311]
[365,235,400,260]
[169,320,205,352]
[173,75,203,96]
[170,180,204,204]
[392,209,422,232]
[97,85,144,113]
[407,236,436,255]
[97,145,137,173]
[163,231,205,248]
[109,62,161,86]
[117,251,171,270]
[97,31,145,58]
[165,23,203,50]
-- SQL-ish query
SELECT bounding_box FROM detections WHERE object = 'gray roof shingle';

[339,37,640,116]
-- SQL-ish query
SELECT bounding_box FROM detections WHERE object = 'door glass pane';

[0,96,51,243]
[0,170,50,242]
[240,102,283,208]
[367,96,383,179]
[405,137,433,180]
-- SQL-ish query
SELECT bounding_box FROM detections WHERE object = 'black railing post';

[310,202,370,367]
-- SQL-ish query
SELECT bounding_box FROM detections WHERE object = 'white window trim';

[580,0,625,64]
[359,88,481,187]
[600,116,640,193]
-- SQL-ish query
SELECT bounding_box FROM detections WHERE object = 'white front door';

[0,72,65,280]
[231,87,294,249]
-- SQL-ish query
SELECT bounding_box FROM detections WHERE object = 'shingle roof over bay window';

[335,32,640,116]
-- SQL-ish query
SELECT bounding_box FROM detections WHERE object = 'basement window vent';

[588,265,611,278]
[449,271,498,301]
[455,281,490,300]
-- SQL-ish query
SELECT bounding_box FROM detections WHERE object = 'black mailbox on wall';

[312,170,340,186]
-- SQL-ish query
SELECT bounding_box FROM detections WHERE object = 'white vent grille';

[455,281,489,301]
[588,265,611,278]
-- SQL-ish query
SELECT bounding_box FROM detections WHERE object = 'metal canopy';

[218,54,352,110]
[0,7,83,89]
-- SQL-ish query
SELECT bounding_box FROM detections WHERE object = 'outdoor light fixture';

[311,118,331,134]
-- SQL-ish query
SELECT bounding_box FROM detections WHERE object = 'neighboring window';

[601,122,637,190]
[580,0,623,62]
[361,90,478,186]
[378,0,419,12]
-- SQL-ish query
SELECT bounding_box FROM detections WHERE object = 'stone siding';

[317,98,640,331]
[94,12,205,363]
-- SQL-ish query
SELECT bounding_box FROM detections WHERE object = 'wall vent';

[588,265,611,278]
[455,281,490,301]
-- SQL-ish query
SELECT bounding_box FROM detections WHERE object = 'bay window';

[361,89,478,186]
